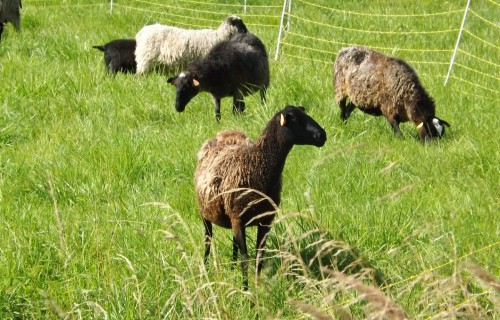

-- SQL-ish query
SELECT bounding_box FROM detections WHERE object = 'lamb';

[333,45,450,141]
[134,15,248,75]
[0,0,22,41]
[195,105,327,290]
[167,32,270,120]
[93,39,137,74]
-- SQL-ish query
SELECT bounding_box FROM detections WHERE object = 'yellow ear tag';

[193,79,200,87]
[416,122,424,129]
[280,113,286,126]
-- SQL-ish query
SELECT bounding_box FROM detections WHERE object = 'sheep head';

[278,106,327,147]
[167,72,201,113]
[417,117,451,141]
[224,15,248,34]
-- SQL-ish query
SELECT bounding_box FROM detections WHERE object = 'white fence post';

[444,0,471,86]
[287,0,292,31]
[110,0,113,14]
[275,0,290,61]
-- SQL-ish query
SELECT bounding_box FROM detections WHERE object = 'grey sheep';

[93,39,137,74]
[167,32,270,120]
[195,106,327,290]
[334,45,450,141]
[0,0,22,41]
[135,15,248,74]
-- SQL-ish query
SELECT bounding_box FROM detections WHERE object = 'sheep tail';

[92,45,105,52]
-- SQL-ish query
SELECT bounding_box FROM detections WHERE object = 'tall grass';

[0,0,498,318]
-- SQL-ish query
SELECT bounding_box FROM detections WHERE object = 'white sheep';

[134,16,248,75]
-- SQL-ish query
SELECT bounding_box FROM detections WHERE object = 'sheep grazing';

[195,106,327,289]
[135,15,248,75]
[0,0,22,41]
[93,39,137,74]
[333,45,450,141]
[167,32,269,120]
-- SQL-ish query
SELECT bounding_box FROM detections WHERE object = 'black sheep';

[93,39,137,74]
[0,0,22,42]
[167,32,270,120]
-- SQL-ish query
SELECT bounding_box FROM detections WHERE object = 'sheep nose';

[314,130,327,146]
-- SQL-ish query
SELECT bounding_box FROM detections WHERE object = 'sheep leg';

[233,94,245,115]
[232,224,249,290]
[232,236,239,269]
[256,225,271,275]
[389,119,403,138]
[339,98,355,121]
[213,96,222,121]
[203,219,213,265]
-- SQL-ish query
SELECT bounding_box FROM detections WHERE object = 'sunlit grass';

[0,0,498,318]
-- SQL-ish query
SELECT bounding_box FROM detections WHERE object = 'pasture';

[0,0,498,318]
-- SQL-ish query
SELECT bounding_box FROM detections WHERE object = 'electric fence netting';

[275,0,499,101]
[108,0,282,41]
[29,0,498,101]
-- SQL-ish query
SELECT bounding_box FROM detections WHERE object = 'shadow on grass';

[266,214,388,287]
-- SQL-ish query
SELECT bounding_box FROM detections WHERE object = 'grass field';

[1,0,499,318]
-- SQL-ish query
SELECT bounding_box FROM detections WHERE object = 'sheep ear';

[280,113,286,126]
[167,76,176,85]
[192,79,200,87]
[438,118,451,127]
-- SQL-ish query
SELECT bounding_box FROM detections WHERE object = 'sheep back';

[334,45,436,124]
[193,32,269,97]
[93,39,137,74]
[195,129,275,229]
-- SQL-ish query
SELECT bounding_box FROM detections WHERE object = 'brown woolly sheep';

[195,106,326,290]
[333,45,450,141]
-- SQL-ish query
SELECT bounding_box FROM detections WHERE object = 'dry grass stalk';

[327,270,408,320]
[468,263,500,293]
[115,254,143,320]
[291,299,334,320]
[379,161,397,174]
[379,183,417,201]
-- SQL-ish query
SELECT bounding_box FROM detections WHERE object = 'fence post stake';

[110,0,113,14]
[275,0,289,61]
[444,0,471,86]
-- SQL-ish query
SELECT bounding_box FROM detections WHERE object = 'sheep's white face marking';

[432,118,444,136]
[280,113,286,126]
[179,72,186,78]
